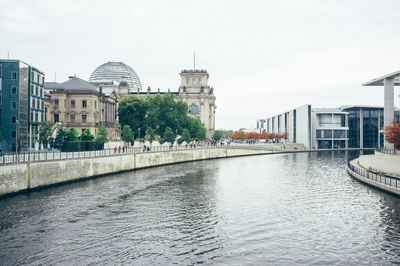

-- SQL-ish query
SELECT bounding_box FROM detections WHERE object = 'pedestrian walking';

[114,146,117,154]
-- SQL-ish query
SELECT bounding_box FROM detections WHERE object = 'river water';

[1,152,400,265]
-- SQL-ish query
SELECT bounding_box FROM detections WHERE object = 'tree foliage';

[384,120,400,150]
[95,126,108,148]
[212,130,224,142]
[118,93,207,142]
[161,127,176,144]
[79,129,94,141]
[39,121,52,146]
[121,125,135,145]
[118,95,148,139]
[178,128,191,144]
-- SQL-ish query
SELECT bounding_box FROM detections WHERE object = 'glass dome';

[89,61,142,91]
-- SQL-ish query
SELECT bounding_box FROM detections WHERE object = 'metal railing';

[0,144,233,165]
[347,162,400,189]
[376,148,400,155]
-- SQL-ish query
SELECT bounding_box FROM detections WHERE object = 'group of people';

[113,146,128,154]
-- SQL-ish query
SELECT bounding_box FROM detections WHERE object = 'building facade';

[0,59,45,152]
[45,76,120,139]
[177,70,216,138]
[261,104,400,150]
[127,69,216,138]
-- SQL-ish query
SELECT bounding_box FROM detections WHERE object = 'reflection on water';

[0,152,399,265]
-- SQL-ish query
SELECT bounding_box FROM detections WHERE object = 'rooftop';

[363,69,400,86]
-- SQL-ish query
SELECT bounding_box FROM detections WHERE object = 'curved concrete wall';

[0,148,272,197]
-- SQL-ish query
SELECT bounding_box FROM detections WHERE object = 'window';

[192,78,195,84]
[188,104,199,114]
[11,116,16,123]
[31,72,34,81]
[36,87,38,96]
[11,101,16,109]
[11,131,16,139]
[11,87,17,95]
[35,112,38,122]
[32,99,35,109]
[54,113,59,123]
[31,85,34,95]
[0,95,2,105]
[54,99,59,106]
[11,72,17,80]
[71,100,75,108]
[186,78,190,85]
[82,100,87,108]
[323,130,332,138]
[31,112,33,121]
[41,101,44,110]
[41,89,43,98]
[316,130,322,138]
[70,115,75,122]
[198,78,201,85]
[82,114,87,123]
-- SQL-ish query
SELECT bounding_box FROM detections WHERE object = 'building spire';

[193,51,196,70]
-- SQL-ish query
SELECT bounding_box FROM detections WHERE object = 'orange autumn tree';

[384,120,400,150]
[247,132,259,139]
[232,130,248,140]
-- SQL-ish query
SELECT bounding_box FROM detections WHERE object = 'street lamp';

[16,120,19,156]
[138,128,141,140]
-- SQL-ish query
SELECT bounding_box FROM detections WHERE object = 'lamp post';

[138,128,141,141]
[16,119,19,156]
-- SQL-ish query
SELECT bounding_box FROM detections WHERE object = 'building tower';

[177,69,216,138]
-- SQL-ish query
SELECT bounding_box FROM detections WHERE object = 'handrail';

[347,162,400,189]
[376,148,400,155]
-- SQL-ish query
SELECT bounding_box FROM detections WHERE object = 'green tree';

[95,126,108,148]
[66,128,79,141]
[187,118,207,141]
[212,130,223,142]
[38,121,52,147]
[161,127,175,145]
[54,127,67,149]
[118,95,148,139]
[121,125,135,145]
[145,93,188,138]
[178,128,191,144]
[146,127,157,145]
[79,129,94,141]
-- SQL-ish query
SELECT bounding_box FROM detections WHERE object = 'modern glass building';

[261,104,399,150]
[0,59,45,152]
[341,106,400,149]
[89,61,142,92]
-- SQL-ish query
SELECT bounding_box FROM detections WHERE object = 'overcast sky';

[1,0,400,130]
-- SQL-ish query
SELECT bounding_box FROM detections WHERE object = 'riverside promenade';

[0,144,375,197]
[347,150,400,195]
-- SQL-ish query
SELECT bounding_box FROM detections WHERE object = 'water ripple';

[1,152,400,265]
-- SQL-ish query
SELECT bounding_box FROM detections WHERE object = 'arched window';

[188,104,199,114]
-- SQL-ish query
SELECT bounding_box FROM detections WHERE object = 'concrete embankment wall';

[0,148,272,197]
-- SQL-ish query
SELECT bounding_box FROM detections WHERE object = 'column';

[384,78,394,148]
[359,108,363,149]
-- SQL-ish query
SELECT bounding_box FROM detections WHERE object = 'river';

[0,152,399,265]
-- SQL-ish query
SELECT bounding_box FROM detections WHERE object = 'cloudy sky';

[1,0,400,130]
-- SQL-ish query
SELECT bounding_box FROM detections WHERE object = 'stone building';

[45,76,120,139]
[132,69,216,138]
[177,70,216,138]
